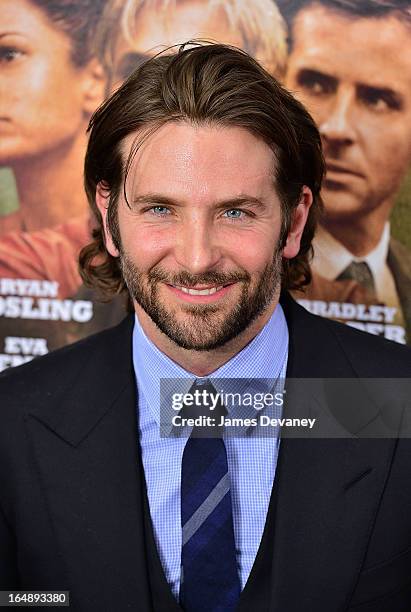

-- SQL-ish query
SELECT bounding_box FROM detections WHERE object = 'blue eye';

[224,209,244,219]
[151,206,170,215]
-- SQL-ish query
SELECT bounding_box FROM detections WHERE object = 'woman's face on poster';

[0,0,96,165]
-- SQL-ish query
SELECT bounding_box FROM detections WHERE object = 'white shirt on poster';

[311,223,401,311]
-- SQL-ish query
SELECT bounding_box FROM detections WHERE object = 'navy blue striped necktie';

[180,381,240,611]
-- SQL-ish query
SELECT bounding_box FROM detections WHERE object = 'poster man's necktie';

[337,261,376,297]
[180,380,240,611]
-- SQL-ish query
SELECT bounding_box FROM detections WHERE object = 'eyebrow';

[296,68,337,88]
[357,83,403,110]
[0,32,24,39]
[130,194,268,209]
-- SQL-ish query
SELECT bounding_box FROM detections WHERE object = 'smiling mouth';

[170,284,229,295]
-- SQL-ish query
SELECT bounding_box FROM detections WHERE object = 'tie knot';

[337,260,376,295]
[179,379,227,437]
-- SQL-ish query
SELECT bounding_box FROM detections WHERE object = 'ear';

[95,182,120,257]
[81,58,106,116]
[282,186,313,259]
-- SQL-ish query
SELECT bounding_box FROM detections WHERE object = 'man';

[1,44,411,611]
[280,0,411,344]
[96,0,287,89]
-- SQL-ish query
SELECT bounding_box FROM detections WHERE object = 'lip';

[326,162,364,178]
[165,282,236,303]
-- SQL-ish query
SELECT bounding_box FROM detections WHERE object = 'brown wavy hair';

[80,42,324,301]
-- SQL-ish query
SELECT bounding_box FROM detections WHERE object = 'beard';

[120,249,283,351]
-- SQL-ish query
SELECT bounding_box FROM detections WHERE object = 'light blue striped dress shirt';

[132,303,288,597]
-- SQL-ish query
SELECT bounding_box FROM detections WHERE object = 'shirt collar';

[312,222,390,282]
[132,303,288,427]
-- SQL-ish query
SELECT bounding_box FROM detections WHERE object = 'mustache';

[147,267,250,287]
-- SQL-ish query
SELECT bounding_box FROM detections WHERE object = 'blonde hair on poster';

[96,0,287,81]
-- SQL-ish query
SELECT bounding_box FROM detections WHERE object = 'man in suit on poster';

[279,0,411,343]
[1,44,411,611]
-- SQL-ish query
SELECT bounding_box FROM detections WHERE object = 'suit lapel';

[266,296,398,611]
[26,316,154,611]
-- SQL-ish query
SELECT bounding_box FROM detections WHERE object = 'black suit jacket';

[1,294,411,611]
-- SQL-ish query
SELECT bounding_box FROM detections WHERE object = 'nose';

[174,213,222,275]
[320,87,356,147]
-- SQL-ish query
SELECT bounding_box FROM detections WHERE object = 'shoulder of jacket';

[321,313,411,376]
[0,316,132,418]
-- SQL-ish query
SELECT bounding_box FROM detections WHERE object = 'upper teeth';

[175,285,224,295]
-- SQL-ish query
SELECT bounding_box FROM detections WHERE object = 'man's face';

[285,5,411,222]
[98,123,306,351]
[110,0,245,86]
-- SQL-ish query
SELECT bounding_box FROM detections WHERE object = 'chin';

[0,146,37,166]
[322,189,369,223]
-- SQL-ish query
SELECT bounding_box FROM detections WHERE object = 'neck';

[134,297,279,377]
[12,133,88,231]
[322,199,392,257]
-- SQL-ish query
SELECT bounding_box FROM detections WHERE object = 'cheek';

[362,126,411,182]
[21,60,58,105]
[120,222,176,265]
[224,230,279,272]
[28,60,83,122]
[4,70,69,146]
[2,65,42,114]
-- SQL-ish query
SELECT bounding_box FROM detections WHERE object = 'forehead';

[1,0,55,33]
[290,5,411,95]
[0,0,72,55]
[121,121,277,202]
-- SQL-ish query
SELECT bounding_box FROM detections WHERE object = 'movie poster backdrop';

[0,0,410,371]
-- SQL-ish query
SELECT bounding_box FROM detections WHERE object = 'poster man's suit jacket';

[1,294,411,611]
